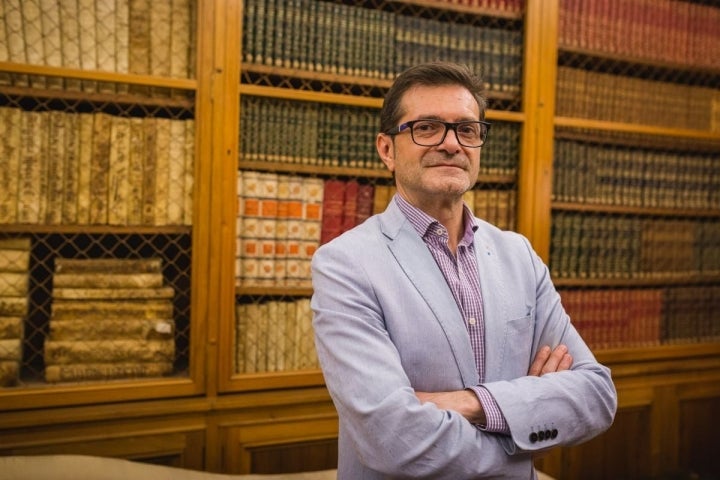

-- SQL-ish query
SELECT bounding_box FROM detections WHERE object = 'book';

[55,257,162,274]
[39,0,62,89]
[95,0,117,76]
[0,317,22,339]
[45,111,66,225]
[3,0,28,86]
[128,0,151,94]
[18,111,46,224]
[53,272,164,289]
[21,0,45,88]
[49,318,174,341]
[77,0,97,91]
[59,0,82,90]
[170,0,191,78]
[75,113,94,224]
[150,0,172,77]
[0,272,29,296]
[107,116,131,225]
[62,113,80,224]
[142,117,158,225]
[44,339,175,364]
[235,303,247,373]
[89,113,112,224]
[166,119,186,225]
[154,117,172,226]
[0,108,22,224]
[45,361,173,383]
[127,118,146,225]
[0,245,30,273]
[51,300,173,321]
[53,287,174,301]
[0,338,21,360]
[183,119,195,225]
[341,179,359,233]
[320,179,345,245]
[116,0,129,78]
[0,360,19,387]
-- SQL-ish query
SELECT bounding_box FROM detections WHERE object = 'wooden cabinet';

[0,0,718,478]
[532,2,720,478]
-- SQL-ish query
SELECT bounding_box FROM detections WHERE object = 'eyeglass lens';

[410,120,486,147]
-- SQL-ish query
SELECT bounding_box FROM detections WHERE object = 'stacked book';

[0,237,31,387]
[236,171,324,288]
[44,258,176,383]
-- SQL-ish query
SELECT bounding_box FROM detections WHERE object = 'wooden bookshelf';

[0,0,719,478]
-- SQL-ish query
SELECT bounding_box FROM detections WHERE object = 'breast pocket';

[499,313,534,377]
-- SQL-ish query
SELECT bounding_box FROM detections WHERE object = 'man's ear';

[376,133,395,172]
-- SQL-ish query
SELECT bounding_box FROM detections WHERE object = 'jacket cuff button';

[529,432,538,443]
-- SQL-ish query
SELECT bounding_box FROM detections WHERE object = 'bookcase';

[1,0,719,478]
[530,1,720,479]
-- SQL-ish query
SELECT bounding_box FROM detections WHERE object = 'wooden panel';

[220,416,338,474]
[249,438,338,474]
[560,405,653,480]
[678,396,720,478]
[0,430,205,470]
[0,417,206,471]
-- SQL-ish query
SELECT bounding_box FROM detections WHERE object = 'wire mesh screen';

[0,0,197,84]
[235,93,520,375]
[0,232,191,386]
[0,66,195,388]
[240,0,525,112]
[552,0,720,352]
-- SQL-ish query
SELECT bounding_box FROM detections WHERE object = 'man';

[311,61,617,479]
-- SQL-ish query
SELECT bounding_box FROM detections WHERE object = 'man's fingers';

[528,345,551,376]
[541,344,569,375]
[529,345,573,376]
[558,353,573,371]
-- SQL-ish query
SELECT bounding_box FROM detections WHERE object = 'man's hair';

[379,61,487,134]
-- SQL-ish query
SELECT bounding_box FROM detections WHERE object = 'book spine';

[45,362,174,383]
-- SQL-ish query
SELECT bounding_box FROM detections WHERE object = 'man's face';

[377,84,482,207]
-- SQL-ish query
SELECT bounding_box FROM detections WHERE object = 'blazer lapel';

[379,202,479,386]
[474,228,512,382]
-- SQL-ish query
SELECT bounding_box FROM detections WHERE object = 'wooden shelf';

[238,160,517,184]
[551,201,720,219]
[241,63,522,104]
[236,286,313,297]
[557,45,720,77]
[0,61,197,90]
[552,274,720,288]
[392,0,524,20]
[0,225,192,235]
[554,116,720,142]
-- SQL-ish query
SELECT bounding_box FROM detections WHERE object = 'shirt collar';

[394,193,478,243]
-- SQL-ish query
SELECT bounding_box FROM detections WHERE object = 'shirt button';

[468,317,476,325]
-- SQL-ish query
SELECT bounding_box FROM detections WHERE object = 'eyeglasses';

[385,119,491,148]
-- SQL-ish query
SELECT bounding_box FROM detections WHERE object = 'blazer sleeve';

[481,234,618,454]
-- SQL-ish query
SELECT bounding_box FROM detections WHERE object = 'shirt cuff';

[468,385,510,434]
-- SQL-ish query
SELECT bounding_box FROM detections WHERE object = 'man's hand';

[415,390,486,425]
[528,344,573,376]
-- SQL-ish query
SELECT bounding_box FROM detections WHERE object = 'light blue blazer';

[311,198,617,479]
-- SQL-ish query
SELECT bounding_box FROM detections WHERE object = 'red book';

[355,183,374,226]
[320,179,345,245]
[341,180,359,233]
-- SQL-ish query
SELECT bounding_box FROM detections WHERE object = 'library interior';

[0,0,718,479]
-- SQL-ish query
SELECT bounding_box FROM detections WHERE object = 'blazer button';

[551,429,558,439]
[529,432,538,443]
[538,430,545,441]
[544,430,552,440]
